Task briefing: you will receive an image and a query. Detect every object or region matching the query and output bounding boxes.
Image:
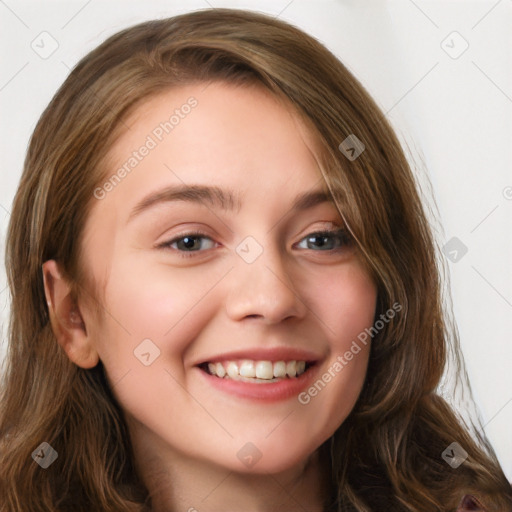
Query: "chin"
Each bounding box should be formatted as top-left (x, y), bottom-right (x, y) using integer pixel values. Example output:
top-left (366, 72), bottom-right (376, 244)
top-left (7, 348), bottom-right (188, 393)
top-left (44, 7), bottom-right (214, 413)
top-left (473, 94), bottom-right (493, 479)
top-left (223, 432), bottom-right (326, 475)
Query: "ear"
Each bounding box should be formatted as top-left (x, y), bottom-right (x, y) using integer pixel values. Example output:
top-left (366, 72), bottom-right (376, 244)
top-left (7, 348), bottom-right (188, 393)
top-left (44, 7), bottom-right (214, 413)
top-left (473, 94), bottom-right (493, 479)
top-left (42, 259), bottom-right (99, 369)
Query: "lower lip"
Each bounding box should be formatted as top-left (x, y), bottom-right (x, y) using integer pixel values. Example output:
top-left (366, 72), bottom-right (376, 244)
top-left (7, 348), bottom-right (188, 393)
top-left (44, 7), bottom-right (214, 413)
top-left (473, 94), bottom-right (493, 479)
top-left (197, 365), bottom-right (319, 402)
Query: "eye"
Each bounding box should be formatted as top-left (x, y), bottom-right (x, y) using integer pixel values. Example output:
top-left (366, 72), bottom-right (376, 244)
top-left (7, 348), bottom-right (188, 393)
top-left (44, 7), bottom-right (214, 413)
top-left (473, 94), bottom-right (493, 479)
top-left (158, 231), bottom-right (217, 255)
top-left (295, 228), bottom-right (352, 251)
top-left (157, 227), bottom-right (352, 257)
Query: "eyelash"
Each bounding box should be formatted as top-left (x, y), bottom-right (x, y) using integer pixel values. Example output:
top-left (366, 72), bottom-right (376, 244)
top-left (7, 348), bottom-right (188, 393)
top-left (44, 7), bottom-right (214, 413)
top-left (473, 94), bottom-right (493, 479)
top-left (157, 228), bottom-right (353, 258)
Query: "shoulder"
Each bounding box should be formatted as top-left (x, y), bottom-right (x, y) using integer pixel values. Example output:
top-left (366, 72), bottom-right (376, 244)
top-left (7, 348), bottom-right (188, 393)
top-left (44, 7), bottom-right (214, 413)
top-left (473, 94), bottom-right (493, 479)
top-left (457, 494), bottom-right (486, 511)
top-left (456, 493), bottom-right (512, 512)
top-left (457, 494), bottom-right (485, 511)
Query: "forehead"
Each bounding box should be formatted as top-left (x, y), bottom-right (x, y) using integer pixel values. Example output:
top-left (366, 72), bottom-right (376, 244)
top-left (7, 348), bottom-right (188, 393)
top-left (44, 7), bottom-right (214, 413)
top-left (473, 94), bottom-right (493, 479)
top-left (86, 80), bottom-right (332, 238)
top-left (107, 81), bottom-right (323, 187)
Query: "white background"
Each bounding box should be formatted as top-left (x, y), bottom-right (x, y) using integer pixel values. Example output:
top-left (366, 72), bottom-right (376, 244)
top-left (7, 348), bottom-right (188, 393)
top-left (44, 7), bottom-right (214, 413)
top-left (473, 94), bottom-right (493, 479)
top-left (1, 0), bottom-right (511, 481)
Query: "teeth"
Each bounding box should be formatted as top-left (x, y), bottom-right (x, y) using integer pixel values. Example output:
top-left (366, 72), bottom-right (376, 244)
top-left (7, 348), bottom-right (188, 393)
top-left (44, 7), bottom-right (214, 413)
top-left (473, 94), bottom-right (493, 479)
top-left (226, 361), bottom-right (239, 378)
top-left (273, 361), bottom-right (287, 378)
top-left (286, 361), bottom-right (297, 377)
top-left (206, 359), bottom-right (308, 381)
top-left (215, 362), bottom-right (226, 378)
top-left (255, 361), bottom-right (273, 379)
top-left (239, 360), bottom-right (256, 378)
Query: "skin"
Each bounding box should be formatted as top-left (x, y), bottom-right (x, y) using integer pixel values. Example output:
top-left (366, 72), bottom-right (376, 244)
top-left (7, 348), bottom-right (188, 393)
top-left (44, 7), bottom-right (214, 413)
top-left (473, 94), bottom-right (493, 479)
top-left (42, 81), bottom-right (378, 511)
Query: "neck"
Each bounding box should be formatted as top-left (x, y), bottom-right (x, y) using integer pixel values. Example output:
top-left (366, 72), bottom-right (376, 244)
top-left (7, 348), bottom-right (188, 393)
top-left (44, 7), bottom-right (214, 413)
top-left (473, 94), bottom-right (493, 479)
top-left (128, 419), bottom-right (330, 512)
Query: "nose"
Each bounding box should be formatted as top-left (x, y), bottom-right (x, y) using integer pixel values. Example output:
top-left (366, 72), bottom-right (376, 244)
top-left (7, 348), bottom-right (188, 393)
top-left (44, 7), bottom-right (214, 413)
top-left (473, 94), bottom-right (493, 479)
top-left (224, 243), bottom-right (307, 325)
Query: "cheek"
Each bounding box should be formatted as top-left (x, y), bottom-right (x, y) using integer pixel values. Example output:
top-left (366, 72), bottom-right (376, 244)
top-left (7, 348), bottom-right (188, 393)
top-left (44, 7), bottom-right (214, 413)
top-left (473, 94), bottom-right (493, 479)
top-left (92, 255), bottom-right (227, 371)
top-left (313, 261), bottom-right (378, 348)
top-left (297, 262), bottom-right (377, 434)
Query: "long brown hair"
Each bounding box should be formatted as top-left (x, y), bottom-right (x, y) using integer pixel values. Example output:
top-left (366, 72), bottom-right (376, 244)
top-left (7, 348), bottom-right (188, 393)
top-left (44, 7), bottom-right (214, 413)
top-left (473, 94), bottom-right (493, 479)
top-left (1, 8), bottom-right (511, 511)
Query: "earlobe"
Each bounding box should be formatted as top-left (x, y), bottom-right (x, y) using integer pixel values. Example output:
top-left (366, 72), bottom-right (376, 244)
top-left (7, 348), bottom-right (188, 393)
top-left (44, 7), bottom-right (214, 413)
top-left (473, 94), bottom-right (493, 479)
top-left (42, 260), bottom-right (99, 369)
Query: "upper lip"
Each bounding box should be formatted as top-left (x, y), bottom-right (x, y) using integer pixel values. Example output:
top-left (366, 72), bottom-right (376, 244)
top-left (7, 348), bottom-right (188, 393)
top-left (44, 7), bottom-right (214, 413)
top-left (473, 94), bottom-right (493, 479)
top-left (194, 347), bottom-right (324, 366)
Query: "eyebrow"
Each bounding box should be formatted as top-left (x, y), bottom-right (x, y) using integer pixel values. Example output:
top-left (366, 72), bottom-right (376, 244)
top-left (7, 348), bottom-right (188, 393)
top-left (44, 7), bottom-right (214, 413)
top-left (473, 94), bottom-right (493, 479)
top-left (127, 184), bottom-right (333, 222)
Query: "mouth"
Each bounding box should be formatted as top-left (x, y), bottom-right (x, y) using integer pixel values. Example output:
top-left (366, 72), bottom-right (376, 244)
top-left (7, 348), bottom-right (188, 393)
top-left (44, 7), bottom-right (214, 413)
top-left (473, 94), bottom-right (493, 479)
top-left (199, 359), bottom-right (315, 383)
top-left (194, 347), bottom-right (323, 401)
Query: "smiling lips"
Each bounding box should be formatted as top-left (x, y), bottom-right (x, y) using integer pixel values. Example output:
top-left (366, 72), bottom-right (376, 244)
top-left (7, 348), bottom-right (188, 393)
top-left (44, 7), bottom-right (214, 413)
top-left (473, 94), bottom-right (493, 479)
top-left (196, 347), bottom-right (321, 400)
top-left (197, 349), bottom-right (321, 400)
top-left (206, 359), bottom-right (309, 382)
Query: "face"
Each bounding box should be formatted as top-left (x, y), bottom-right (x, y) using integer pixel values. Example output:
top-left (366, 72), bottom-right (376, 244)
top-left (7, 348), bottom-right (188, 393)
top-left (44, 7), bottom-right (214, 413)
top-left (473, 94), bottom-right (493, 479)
top-left (79, 81), bottom-right (377, 475)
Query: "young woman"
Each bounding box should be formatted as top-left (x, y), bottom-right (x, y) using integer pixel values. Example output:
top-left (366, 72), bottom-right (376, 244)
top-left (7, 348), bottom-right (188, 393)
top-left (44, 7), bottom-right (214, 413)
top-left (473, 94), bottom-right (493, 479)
top-left (0, 8), bottom-right (511, 512)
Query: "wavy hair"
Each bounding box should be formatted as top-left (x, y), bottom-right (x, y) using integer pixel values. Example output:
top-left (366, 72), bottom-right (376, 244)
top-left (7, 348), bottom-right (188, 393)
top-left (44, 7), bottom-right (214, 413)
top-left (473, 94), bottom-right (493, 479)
top-left (1, 8), bottom-right (511, 512)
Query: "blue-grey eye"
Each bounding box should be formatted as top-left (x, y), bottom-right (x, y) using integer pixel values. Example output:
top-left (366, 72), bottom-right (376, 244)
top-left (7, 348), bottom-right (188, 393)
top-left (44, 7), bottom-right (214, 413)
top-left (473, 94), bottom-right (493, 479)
top-left (163, 233), bottom-right (216, 252)
top-left (296, 229), bottom-right (351, 251)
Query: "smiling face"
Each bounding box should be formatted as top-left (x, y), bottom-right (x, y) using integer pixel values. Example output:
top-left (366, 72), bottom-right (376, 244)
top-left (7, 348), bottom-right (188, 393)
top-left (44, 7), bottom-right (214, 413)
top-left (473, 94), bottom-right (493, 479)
top-left (77, 81), bottom-right (377, 475)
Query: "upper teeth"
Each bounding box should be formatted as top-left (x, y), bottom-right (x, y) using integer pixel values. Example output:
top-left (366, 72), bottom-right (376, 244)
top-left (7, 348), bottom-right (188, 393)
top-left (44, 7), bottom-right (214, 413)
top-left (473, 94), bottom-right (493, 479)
top-left (207, 360), bottom-right (307, 380)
